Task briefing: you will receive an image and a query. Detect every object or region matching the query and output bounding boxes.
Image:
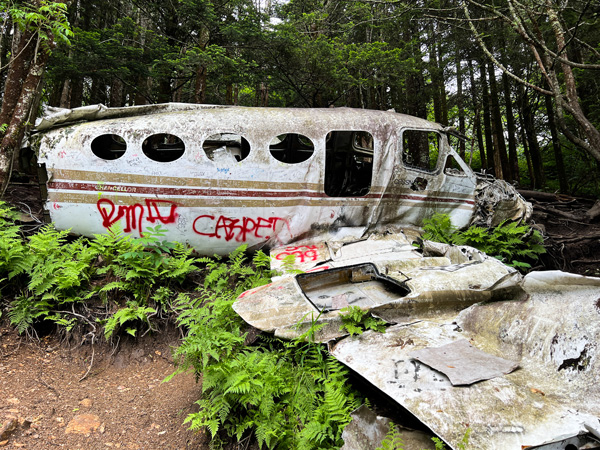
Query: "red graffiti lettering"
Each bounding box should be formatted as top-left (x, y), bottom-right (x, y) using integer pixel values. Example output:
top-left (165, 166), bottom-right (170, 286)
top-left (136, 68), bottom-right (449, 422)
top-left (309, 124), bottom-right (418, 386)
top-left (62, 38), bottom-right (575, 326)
top-left (274, 245), bottom-right (320, 263)
top-left (97, 199), bottom-right (178, 236)
top-left (193, 215), bottom-right (290, 242)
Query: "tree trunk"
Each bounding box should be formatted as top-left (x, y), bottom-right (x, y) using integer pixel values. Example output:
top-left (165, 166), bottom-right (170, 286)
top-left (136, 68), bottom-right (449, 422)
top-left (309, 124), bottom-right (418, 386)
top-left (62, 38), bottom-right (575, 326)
top-left (544, 3), bottom-right (600, 163)
top-left (59, 79), bottom-right (71, 108)
top-left (467, 59), bottom-right (486, 169)
top-left (502, 72), bottom-right (519, 184)
top-left (194, 66), bottom-right (207, 104)
top-left (0, 28), bottom-right (36, 130)
top-left (455, 50), bottom-right (465, 159)
top-left (519, 86), bottom-right (545, 188)
top-left (487, 63), bottom-right (510, 180)
top-left (70, 77), bottom-right (84, 108)
top-left (479, 61), bottom-right (495, 174)
top-left (519, 111), bottom-right (535, 188)
top-left (0, 46), bottom-right (51, 194)
top-left (545, 93), bottom-right (568, 193)
top-left (109, 77), bottom-right (124, 107)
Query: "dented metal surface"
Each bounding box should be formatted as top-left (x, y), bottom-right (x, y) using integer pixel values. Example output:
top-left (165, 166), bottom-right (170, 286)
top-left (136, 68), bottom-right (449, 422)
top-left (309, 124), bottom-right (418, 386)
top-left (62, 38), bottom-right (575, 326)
top-left (330, 271), bottom-right (600, 449)
top-left (33, 103), bottom-right (530, 255)
top-left (233, 236), bottom-right (522, 342)
top-left (234, 233), bottom-right (600, 448)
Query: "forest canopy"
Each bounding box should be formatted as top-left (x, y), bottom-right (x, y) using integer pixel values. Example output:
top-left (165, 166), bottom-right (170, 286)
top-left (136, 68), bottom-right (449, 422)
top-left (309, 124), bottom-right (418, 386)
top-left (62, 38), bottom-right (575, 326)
top-left (1, 0), bottom-right (600, 197)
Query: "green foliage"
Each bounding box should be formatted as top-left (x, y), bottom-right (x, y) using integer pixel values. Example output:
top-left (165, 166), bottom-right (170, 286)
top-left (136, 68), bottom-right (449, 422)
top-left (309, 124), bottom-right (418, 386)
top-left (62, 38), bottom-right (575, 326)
top-left (421, 213), bottom-right (546, 269)
top-left (104, 303), bottom-right (156, 338)
top-left (420, 213), bottom-right (457, 244)
top-left (376, 422), bottom-right (404, 450)
top-left (169, 250), bottom-right (361, 449)
top-left (0, 203), bottom-right (197, 339)
top-left (430, 428), bottom-right (470, 450)
top-left (339, 306), bottom-right (387, 336)
top-left (9, 0), bottom-right (73, 47)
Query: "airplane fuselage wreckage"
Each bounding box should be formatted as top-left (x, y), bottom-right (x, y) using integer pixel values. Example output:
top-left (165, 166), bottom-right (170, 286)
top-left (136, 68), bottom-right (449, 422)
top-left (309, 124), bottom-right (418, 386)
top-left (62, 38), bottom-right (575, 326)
top-left (33, 104), bottom-right (600, 450)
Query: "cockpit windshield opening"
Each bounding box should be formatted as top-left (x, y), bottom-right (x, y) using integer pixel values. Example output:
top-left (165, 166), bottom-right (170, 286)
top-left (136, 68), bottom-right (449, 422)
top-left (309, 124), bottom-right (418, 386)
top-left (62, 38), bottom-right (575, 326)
top-left (402, 130), bottom-right (440, 172)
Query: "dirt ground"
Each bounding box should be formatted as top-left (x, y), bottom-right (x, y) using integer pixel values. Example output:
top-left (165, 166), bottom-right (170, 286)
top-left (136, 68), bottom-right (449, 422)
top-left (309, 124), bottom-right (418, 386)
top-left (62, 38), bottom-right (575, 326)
top-left (0, 323), bottom-right (208, 450)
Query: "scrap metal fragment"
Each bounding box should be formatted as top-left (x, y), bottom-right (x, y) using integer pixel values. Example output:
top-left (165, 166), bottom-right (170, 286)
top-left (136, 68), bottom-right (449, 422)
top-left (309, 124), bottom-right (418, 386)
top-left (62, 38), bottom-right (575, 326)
top-left (340, 405), bottom-right (433, 450)
top-left (331, 271), bottom-right (600, 449)
top-left (409, 339), bottom-right (519, 385)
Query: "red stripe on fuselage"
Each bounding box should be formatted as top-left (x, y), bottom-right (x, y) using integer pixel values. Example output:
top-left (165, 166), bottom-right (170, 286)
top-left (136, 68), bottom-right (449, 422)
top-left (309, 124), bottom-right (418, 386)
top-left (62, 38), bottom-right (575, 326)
top-left (47, 181), bottom-right (475, 205)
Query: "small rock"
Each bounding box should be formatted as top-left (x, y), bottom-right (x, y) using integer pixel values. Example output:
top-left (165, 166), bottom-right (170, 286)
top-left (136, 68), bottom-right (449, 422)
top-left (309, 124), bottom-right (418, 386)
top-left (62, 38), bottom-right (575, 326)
top-left (0, 418), bottom-right (18, 440)
top-left (0, 441), bottom-right (8, 447)
top-left (65, 414), bottom-right (102, 435)
top-left (79, 398), bottom-right (93, 408)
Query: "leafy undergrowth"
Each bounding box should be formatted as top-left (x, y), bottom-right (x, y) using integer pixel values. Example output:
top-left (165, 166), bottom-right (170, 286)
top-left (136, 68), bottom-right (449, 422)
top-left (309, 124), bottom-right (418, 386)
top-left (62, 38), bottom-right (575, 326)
top-left (420, 213), bottom-right (546, 270)
top-left (0, 200), bottom-right (199, 341)
top-left (167, 247), bottom-right (361, 449)
top-left (0, 201), bottom-right (361, 449)
top-left (0, 201), bottom-right (460, 449)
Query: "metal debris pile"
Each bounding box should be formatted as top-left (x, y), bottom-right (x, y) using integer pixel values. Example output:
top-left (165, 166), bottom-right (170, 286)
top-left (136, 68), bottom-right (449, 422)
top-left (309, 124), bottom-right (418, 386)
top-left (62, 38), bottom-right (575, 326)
top-left (234, 234), bottom-right (600, 450)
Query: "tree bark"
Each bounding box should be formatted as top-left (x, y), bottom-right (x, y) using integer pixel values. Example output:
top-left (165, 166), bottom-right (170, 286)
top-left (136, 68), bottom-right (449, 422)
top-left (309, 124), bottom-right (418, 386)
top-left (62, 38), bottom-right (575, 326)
top-left (519, 86), bottom-right (545, 188)
top-left (455, 49), bottom-right (465, 159)
top-left (502, 72), bottom-right (519, 184)
top-left (479, 61), bottom-right (495, 174)
top-left (0, 28), bottom-right (36, 130)
top-left (467, 59), bottom-right (486, 169)
top-left (487, 63), bottom-right (509, 180)
top-left (545, 93), bottom-right (568, 193)
top-left (0, 46), bottom-right (51, 194)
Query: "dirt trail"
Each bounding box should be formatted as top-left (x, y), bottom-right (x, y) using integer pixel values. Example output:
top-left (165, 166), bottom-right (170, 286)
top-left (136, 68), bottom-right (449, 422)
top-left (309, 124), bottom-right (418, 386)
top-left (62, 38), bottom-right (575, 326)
top-left (0, 323), bottom-right (208, 449)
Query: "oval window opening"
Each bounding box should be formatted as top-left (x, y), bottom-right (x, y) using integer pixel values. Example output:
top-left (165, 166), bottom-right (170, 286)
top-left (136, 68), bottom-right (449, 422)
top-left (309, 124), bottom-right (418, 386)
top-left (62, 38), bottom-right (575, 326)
top-left (91, 134), bottom-right (127, 160)
top-left (269, 133), bottom-right (315, 164)
top-left (203, 133), bottom-right (250, 163)
top-left (142, 133), bottom-right (185, 162)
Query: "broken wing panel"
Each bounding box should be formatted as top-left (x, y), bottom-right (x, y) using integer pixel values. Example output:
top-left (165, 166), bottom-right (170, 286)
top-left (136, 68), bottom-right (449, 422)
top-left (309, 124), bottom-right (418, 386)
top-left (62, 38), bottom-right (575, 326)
top-left (331, 272), bottom-right (600, 450)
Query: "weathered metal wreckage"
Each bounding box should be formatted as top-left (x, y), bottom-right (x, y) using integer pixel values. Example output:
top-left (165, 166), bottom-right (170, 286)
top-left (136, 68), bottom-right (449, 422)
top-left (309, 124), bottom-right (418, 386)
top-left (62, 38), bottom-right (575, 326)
top-left (33, 104), bottom-right (600, 450)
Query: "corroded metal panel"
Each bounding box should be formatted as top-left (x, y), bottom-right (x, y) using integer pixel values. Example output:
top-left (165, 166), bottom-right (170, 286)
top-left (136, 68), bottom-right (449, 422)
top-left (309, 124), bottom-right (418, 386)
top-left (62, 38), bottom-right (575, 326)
top-left (233, 238), bottom-right (521, 342)
top-left (330, 271), bottom-right (600, 449)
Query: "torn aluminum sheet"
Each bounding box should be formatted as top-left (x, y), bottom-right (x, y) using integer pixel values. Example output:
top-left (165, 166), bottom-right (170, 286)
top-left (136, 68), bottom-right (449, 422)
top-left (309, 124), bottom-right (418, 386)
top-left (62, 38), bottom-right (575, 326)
top-left (33, 103), bottom-right (531, 256)
top-left (233, 235), bottom-right (523, 342)
top-left (408, 339), bottom-right (519, 385)
top-left (331, 271), bottom-right (600, 450)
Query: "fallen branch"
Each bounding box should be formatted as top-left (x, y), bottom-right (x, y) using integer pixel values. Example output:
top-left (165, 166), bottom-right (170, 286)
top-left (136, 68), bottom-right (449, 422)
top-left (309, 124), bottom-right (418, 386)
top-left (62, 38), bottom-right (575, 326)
top-left (533, 204), bottom-right (587, 222)
top-left (553, 235), bottom-right (600, 244)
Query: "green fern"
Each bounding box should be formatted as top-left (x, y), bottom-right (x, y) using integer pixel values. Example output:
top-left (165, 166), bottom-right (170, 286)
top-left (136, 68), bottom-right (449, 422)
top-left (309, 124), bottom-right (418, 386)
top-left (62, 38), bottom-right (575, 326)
top-left (339, 306), bottom-right (387, 336)
top-left (421, 214), bottom-right (545, 269)
top-left (104, 303), bottom-right (156, 338)
top-left (170, 248), bottom-right (361, 449)
top-left (376, 422), bottom-right (404, 450)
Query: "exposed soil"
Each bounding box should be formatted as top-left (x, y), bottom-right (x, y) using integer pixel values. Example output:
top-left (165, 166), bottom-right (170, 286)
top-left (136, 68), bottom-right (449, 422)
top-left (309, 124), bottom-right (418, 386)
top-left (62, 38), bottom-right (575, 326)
top-left (0, 322), bottom-right (208, 450)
